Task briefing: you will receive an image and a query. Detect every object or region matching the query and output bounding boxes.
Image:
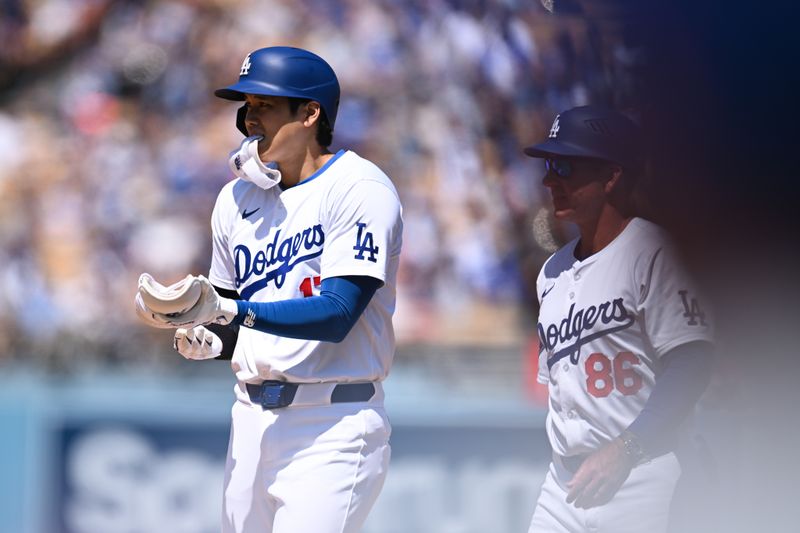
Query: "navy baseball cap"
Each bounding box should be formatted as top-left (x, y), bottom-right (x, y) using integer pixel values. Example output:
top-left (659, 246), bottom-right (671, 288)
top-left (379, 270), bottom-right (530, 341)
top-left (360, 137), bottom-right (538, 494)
top-left (524, 105), bottom-right (643, 169)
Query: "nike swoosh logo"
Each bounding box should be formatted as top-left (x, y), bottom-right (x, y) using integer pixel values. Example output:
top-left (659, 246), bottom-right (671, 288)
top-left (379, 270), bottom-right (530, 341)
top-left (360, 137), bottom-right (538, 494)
top-left (542, 284), bottom-right (555, 299)
top-left (242, 208), bottom-right (260, 219)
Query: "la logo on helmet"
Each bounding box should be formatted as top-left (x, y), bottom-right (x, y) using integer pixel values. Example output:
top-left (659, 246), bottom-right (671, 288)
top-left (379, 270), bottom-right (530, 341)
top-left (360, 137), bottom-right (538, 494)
top-left (240, 54), bottom-right (252, 76)
top-left (549, 115), bottom-right (561, 138)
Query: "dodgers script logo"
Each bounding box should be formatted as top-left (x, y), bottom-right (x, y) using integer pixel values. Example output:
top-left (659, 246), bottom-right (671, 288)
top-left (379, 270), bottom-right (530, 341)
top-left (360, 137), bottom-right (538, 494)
top-left (234, 225), bottom-right (325, 299)
top-left (538, 297), bottom-right (635, 370)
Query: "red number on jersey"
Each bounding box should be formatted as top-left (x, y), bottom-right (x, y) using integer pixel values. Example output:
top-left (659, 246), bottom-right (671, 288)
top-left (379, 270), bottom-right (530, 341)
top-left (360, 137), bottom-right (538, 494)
top-left (585, 351), bottom-right (643, 398)
top-left (614, 351), bottom-right (643, 395)
top-left (585, 353), bottom-right (614, 398)
top-left (299, 276), bottom-right (321, 298)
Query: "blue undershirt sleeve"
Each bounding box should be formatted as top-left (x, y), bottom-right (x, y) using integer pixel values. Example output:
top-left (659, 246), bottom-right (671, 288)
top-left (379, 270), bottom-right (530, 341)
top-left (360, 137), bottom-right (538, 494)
top-left (231, 276), bottom-right (381, 342)
top-left (626, 340), bottom-right (714, 455)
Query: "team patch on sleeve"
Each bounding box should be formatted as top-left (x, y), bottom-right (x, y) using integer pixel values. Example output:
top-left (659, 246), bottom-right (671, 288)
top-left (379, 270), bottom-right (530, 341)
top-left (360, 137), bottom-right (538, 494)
top-left (678, 289), bottom-right (707, 326)
top-left (353, 222), bottom-right (379, 263)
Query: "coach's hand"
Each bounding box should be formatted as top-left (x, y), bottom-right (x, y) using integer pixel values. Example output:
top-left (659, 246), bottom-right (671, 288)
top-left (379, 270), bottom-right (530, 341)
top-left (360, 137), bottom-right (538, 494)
top-left (565, 438), bottom-right (635, 509)
top-left (174, 325), bottom-right (223, 360)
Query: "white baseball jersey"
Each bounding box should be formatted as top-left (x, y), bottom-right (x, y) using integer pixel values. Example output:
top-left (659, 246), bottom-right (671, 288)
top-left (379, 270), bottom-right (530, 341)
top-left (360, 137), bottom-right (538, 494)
top-left (208, 149), bottom-right (403, 384)
top-left (536, 217), bottom-right (713, 457)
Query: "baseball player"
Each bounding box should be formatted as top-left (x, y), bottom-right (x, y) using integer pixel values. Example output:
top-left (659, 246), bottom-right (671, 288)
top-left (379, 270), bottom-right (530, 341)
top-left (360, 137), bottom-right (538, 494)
top-left (134, 46), bottom-right (403, 533)
top-left (523, 106), bottom-right (714, 533)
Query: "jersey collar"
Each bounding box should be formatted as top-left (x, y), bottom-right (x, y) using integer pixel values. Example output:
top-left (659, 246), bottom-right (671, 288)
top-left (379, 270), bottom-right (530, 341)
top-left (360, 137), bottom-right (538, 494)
top-left (295, 149), bottom-right (347, 187)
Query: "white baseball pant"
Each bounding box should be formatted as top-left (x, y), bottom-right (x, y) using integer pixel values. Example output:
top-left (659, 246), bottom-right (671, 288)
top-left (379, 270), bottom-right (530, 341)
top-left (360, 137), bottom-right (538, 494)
top-left (528, 452), bottom-right (681, 533)
top-left (222, 382), bottom-right (391, 533)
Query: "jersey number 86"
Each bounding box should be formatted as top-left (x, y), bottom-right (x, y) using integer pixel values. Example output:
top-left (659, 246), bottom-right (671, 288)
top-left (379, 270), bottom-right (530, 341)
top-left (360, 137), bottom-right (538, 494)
top-left (585, 351), bottom-right (643, 398)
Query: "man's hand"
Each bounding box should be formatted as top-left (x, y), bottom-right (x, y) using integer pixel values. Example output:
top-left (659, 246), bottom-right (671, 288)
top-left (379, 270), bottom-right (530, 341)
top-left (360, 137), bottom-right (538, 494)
top-left (174, 326), bottom-right (223, 360)
top-left (136, 273), bottom-right (238, 329)
top-left (565, 438), bottom-right (636, 509)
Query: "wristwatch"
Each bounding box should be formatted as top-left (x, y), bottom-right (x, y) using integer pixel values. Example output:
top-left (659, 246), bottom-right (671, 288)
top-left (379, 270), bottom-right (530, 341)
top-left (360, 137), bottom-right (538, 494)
top-left (619, 430), bottom-right (649, 464)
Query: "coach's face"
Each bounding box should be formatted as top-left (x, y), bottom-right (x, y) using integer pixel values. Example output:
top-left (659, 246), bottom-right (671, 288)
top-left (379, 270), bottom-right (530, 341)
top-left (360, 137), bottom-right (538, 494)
top-left (242, 94), bottom-right (316, 163)
top-left (541, 157), bottom-right (617, 224)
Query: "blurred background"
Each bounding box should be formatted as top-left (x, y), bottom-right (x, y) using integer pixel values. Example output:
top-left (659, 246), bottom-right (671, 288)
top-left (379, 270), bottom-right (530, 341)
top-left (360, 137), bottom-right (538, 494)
top-left (0, 0), bottom-right (797, 532)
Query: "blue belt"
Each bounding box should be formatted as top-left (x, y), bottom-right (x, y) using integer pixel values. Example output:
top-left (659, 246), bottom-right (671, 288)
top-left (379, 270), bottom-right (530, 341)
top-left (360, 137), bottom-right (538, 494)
top-left (246, 381), bottom-right (376, 409)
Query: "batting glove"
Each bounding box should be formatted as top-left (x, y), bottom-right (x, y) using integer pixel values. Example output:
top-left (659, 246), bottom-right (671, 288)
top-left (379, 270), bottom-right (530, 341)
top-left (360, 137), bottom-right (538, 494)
top-left (137, 273), bottom-right (238, 329)
top-left (135, 291), bottom-right (176, 329)
top-left (173, 325), bottom-right (223, 360)
top-left (135, 273), bottom-right (202, 329)
top-left (228, 135), bottom-right (282, 190)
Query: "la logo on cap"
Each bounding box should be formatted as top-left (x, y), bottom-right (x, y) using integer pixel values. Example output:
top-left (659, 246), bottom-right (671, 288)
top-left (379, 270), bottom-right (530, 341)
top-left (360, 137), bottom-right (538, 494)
top-left (549, 115), bottom-right (560, 138)
top-left (240, 54), bottom-right (252, 76)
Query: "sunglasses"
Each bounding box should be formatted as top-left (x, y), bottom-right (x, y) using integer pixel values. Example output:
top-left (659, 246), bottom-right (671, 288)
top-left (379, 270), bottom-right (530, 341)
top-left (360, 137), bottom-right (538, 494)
top-left (545, 158), bottom-right (573, 178)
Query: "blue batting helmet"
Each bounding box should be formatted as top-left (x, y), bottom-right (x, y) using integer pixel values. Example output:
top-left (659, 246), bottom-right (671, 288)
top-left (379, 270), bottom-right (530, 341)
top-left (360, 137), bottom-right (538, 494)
top-left (524, 105), bottom-right (643, 169)
top-left (215, 46), bottom-right (340, 129)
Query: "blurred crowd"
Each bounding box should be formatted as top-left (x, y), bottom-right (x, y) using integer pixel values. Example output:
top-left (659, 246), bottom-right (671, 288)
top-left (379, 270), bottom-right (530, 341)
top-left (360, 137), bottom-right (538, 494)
top-left (0, 0), bottom-right (637, 370)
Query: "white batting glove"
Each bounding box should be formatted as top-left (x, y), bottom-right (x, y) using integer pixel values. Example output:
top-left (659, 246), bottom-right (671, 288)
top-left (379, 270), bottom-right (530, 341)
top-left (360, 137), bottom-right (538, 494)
top-left (137, 273), bottom-right (239, 329)
top-left (135, 291), bottom-right (176, 329)
top-left (173, 326), bottom-right (223, 360)
top-left (228, 135), bottom-right (282, 190)
top-left (135, 273), bottom-right (203, 329)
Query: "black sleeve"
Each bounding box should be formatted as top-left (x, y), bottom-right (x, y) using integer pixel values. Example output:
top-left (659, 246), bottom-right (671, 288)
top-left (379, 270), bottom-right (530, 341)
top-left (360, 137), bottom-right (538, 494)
top-left (206, 286), bottom-right (241, 360)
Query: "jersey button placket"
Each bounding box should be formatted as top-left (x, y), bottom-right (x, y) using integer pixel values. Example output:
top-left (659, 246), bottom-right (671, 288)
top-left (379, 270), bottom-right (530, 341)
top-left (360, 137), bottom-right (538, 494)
top-left (570, 267), bottom-right (581, 299)
top-left (568, 277), bottom-right (575, 299)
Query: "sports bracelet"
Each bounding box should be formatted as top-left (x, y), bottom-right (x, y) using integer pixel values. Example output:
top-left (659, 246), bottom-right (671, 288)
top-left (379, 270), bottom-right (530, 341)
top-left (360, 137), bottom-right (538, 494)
top-left (619, 430), bottom-right (649, 464)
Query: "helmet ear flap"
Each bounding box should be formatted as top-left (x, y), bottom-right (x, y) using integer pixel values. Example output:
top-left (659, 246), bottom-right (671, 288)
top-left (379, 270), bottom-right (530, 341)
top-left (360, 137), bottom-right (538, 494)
top-left (236, 104), bottom-right (249, 137)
